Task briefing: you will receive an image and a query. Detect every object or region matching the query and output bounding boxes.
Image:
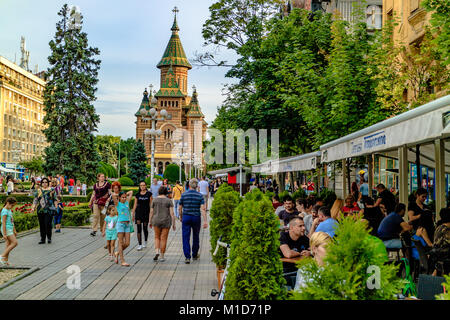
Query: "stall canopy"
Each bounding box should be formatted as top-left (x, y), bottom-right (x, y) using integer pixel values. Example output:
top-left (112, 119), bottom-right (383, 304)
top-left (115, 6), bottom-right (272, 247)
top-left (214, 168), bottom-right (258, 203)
top-left (252, 151), bottom-right (321, 174)
top-left (207, 166), bottom-right (252, 176)
top-left (0, 165), bottom-right (21, 173)
top-left (320, 95), bottom-right (450, 170)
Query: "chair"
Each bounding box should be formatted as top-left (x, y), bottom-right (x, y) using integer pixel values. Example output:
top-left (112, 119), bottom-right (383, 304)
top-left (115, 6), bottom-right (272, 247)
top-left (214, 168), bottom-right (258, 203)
top-left (411, 239), bottom-right (430, 276)
top-left (416, 274), bottom-right (445, 300)
top-left (283, 271), bottom-right (298, 291)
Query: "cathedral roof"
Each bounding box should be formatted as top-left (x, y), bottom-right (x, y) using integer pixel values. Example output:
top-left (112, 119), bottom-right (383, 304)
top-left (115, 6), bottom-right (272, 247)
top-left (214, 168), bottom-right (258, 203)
top-left (155, 64), bottom-right (185, 98)
top-left (157, 15), bottom-right (192, 70)
top-left (186, 87), bottom-right (204, 118)
top-left (135, 89), bottom-right (151, 116)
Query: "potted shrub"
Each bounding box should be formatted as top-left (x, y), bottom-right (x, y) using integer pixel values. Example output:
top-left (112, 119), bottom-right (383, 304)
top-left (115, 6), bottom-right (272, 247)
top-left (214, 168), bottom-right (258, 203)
top-left (225, 188), bottom-right (286, 300)
top-left (209, 183), bottom-right (240, 288)
top-left (291, 215), bottom-right (405, 300)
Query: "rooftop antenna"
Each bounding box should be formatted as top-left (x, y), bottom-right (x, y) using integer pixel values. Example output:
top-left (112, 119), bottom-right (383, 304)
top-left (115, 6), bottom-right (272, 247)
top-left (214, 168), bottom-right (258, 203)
top-left (20, 36), bottom-right (30, 71)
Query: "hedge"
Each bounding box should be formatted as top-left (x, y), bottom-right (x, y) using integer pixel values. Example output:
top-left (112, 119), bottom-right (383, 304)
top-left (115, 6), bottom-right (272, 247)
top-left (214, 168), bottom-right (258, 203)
top-left (0, 193), bottom-right (93, 204)
top-left (118, 176), bottom-right (134, 186)
top-left (0, 204), bottom-right (91, 236)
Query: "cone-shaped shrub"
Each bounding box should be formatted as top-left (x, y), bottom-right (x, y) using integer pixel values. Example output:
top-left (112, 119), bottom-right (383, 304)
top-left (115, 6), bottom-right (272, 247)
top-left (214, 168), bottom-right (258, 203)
top-left (291, 215), bottom-right (405, 300)
top-left (225, 188), bottom-right (286, 300)
top-left (210, 183), bottom-right (241, 269)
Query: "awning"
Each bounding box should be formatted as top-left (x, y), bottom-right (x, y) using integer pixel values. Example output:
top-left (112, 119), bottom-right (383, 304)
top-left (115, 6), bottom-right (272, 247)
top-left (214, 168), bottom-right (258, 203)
top-left (252, 151), bottom-right (321, 174)
top-left (320, 95), bottom-right (450, 163)
top-left (0, 166), bottom-right (21, 173)
top-left (207, 166), bottom-right (251, 175)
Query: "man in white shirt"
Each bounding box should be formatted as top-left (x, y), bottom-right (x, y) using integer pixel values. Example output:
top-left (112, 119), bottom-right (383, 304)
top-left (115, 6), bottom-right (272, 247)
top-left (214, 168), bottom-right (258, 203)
top-left (150, 178), bottom-right (162, 198)
top-left (198, 176), bottom-right (210, 211)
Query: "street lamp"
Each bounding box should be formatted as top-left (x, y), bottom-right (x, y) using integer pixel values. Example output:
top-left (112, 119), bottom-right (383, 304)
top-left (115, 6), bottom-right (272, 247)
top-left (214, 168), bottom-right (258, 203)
top-left (175, 142), bottom-right (188, 182)
top-left (141, 92), bottom-right (172, 181)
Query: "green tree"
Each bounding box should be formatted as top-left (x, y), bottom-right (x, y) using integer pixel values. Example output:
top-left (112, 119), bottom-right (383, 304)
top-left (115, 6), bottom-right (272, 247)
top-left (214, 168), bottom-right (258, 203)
top-left (128, 139), bottom-right (148, 184)
top-left (43, 4), bottom-right (101, 184)
top-left (209, 184), bottom-right (240, 268)
top-left (423, 0), bottom-right (450, 66)
top-left (163, 163), bottom-right (186, 184)
top-left (291, 216), bottom-right (404, 300)
top-left (225, 188), bottom-right (286, 300)
top-left (19, 157), bottom-right (44, 176)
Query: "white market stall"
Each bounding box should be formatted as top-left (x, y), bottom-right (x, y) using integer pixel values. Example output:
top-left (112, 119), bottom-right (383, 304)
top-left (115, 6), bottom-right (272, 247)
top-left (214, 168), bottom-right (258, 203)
top-left (320, 94), bottom-right (450, 216)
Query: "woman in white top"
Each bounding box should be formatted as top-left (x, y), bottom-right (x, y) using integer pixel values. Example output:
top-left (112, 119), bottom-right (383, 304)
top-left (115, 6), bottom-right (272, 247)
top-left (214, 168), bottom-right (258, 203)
top-left (294, 231), bottom-right (331, 291)
top-left (6, 178), bottom-right (14, 195)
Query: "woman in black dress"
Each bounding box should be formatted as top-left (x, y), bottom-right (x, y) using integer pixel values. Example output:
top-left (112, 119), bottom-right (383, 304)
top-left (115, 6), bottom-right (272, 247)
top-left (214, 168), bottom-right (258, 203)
top-left (408, 187), bottom-right (435, 240)
top-left (131, 181), bottom-right (152, 251)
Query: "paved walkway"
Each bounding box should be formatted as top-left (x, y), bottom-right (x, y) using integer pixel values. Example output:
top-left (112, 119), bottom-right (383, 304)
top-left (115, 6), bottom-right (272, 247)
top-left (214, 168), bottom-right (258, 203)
top-left (0, 213), bottom-right (217, 300)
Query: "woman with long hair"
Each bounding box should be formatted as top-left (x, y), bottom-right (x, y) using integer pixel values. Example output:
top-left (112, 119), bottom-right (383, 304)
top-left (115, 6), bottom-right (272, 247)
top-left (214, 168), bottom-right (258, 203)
top-left (88, 173), bottom-right (111, 237)
top-left (330, 199), bottom-right (344, 220)
top-left (162, 179), bottom-right (172, 198)
top-left (132, 181), bottom-right (152, 250)
top-left (149, 186), bottom-right (175, 262)
top-left (31, 177), bottom-right (58, 244)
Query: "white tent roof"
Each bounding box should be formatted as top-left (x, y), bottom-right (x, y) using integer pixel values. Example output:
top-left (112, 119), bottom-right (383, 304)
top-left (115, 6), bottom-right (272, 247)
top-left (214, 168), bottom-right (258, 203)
top-left (252, 151), bottom-right (321, 174)
top-left (0, 166), bottom-right (21, 173)
top-left (320, 95), bottom-right (450, 164)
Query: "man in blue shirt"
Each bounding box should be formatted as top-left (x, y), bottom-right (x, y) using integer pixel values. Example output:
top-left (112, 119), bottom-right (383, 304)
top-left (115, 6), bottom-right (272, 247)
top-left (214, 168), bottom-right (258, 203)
top-left (179, 179), bottom-right (208, 264)
top-left (310, 206), bottom-right (338, 237)
top-left (150, 178), bottom-right (162, 198)
top-left (377, 203), bottom-right (412, 249)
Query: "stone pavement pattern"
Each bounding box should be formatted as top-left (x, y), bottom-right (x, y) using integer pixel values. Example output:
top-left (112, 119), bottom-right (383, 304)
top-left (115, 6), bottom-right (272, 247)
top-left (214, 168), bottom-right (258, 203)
top-left (0, 212), bottom-right (217, 300)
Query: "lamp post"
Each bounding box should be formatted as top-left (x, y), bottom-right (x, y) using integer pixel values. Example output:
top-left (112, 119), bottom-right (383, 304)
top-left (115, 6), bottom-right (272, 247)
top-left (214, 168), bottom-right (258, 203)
top-left (175, 142), bottom-right (187, 182)
top-left (141, 92), bottom-right (171, 181)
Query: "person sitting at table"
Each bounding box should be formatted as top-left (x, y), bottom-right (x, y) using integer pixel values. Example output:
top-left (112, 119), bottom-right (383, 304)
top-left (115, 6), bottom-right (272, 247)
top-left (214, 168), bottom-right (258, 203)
top-left (342, 195), bottom-right (361, 216)
top-left (296, 198), bottom-right (308, 218)
top-left (310, 206), bottom-right (339, 238)
top-left (411, 217), bottom-right (433, 261)
top-left (279, 217), bottom-right (311, 274)
top-left (304, 204), bottom-right (320, 236)
top-left (330, 199), bottom-right (344, 220)
top-left (377, 203), bottom-right (412, 249)
top-left (272, 195), bottom-right (283, 211)
top-left (430, 208), bottom-right (450, 274)
top-left (278, 196), bottom-right (299, 227)
top-left (294, 231), bottom-right (331, 291)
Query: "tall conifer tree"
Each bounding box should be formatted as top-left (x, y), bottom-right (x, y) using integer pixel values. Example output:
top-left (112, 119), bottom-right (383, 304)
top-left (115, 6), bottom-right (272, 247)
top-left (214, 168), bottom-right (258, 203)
top-left (43, 4), bottom-right (101, 183)
top-left (128, 140), bottom-right (148, 184)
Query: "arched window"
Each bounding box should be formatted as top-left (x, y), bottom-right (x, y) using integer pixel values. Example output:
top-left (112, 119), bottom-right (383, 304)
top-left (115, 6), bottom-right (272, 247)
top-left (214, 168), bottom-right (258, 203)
top-left (176, 101), bottom-right (179, 107)
top-left (161, 101), bottom-right (163, 107)
top-left (164, 101), bottom-right (167, 107)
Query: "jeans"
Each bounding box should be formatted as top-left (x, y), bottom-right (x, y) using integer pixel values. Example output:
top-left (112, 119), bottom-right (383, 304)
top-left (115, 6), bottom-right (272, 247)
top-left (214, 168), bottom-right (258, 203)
top-left (182, 214), bottom-right (201, 259)
top-left (383, 239), bottom-right (402, 249)
top-left (174, 200), bottom-right (180, 218)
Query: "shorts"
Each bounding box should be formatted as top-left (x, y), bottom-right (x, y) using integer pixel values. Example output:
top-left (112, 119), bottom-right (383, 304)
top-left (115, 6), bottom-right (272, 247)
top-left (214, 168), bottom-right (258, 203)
top-left (3, 228), bottom-right (14, 237)
top-left (106, 230), bottom-right (118, 240)
top-left (54, 212), bottom-right (63, 225)
top-left (135, 211), bottom-right (150, 223)
top-left (116, 222), bottom-right (131, 233)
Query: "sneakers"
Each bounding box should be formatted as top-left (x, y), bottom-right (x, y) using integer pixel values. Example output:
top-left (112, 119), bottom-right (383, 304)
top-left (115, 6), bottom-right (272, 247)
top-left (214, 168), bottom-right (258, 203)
top-left (185, 258), bottom-right (190, 264)
top-left (47, 240), bottom-right (51, 244)
top-left (55, 229), bottom-right (61, 233)
top-left (137, 245), bottom-right (143, 251)
top-left (90, 231), bottom-right (96, 237)
top-left (193, 254), bottom-right (199, 261)
top-left (143, 241), bottom-right (147, 248)
top-left (159, 257), bottom-right (165, 262)
top-left (38, 241), bottom-right (45, 244)
top-left (153, 253), bottom-right (159, 261)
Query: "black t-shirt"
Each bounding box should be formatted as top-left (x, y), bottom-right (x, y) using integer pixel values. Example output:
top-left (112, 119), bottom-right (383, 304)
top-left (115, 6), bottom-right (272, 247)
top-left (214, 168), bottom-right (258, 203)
top-left (378, 189), bottom-right (396, 214)
top-left (136, 191), bottom-right (152, 214)
top-left (278, 209), bottom-right (299, 226)
top-left (408, 201), bottom-right (435, 240)
top-left (279, 231), bottom-right (310, 273)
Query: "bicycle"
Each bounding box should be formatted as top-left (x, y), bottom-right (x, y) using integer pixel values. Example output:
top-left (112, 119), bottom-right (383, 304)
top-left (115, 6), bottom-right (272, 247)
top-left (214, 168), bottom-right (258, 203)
top-left (210, 236), bottom-right (230, 300)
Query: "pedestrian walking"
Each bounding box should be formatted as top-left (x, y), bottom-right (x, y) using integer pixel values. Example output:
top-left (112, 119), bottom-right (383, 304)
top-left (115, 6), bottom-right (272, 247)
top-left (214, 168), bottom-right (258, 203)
top-left (6, 177), bottom-right (14, 196)
top-left (149, 186), bottom-right (175, 262)
top-left (178, 179), bottom-right (208, 264)
top-left (131, 181), bottom-right (152, 251)
top-left (88, 173), bottom-right (111, 237)
top-left (54, 195), bottom-right (64, 233)
top-left (162, 179), bottom-right (172, 198)
top-left (102, 205), bottom-right (118, 261)
top-left (31, 177), bottom-right (57, 244)
top-left (76, 180), bottom-right (81, 196)
top-left (1, 197), bottom-right (18, 266)
top-left (81, 181), bottom-right (87, 196)
top-left (172, 180), bottom-right (184, 219)
top-left (114, 190), bottom-right (134, 267)
top-left (198, 176), bottom-right (210, 211)
top-left (150, 178), bottom-right (162, 198)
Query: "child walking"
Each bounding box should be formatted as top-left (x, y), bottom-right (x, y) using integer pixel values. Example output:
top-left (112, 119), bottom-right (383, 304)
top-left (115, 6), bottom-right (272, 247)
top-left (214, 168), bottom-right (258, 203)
top-left (54, 196), bottom-right (64, 233)
top-left (102, 205), bottom-right (118, 261)
top-left (114, 190), bottom-right (134, 267)
top-left (1, 197), bottom-right (18, 266)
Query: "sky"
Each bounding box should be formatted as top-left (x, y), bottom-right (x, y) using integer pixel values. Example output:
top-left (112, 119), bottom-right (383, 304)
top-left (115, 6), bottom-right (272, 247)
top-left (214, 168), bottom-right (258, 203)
top-left (0, 0), bottom-right (236, 139)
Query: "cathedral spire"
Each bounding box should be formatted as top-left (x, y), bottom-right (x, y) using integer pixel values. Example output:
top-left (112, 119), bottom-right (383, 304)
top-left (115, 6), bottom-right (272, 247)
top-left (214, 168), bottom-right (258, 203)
top-left (157, 8), bottom-right (192, 70)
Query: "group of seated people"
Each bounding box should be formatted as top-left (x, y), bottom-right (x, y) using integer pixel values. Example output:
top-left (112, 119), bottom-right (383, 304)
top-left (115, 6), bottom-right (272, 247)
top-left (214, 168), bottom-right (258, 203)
top-left (274, 185), bottom-right (450, 292)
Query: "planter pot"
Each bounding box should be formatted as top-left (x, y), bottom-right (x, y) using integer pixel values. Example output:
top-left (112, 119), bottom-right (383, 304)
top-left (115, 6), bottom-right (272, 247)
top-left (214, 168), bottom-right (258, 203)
top-left (216, 267), bottom-right (225, 289)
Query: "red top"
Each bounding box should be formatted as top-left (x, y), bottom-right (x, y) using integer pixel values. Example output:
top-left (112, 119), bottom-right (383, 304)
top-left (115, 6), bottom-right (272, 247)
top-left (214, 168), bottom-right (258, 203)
top-left (342, 203), bottom-right (360, 215)
top-left (273, 202), bottom-right (283, 210)
top-left (69, 178), bottom-right (75, 186)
